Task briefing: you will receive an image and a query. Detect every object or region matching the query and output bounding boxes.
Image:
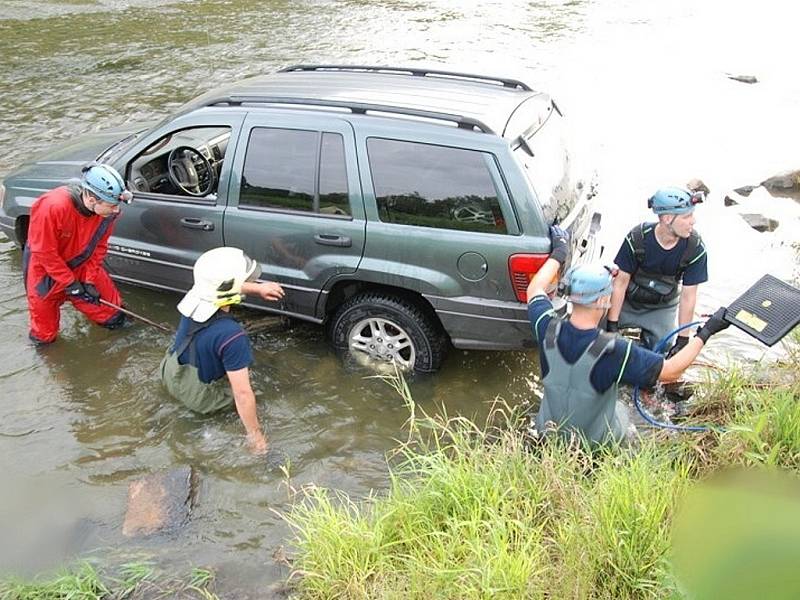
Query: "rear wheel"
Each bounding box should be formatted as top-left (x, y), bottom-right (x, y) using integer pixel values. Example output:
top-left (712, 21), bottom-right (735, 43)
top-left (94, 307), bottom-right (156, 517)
top-left (329, 293), bottom-right (448, 373)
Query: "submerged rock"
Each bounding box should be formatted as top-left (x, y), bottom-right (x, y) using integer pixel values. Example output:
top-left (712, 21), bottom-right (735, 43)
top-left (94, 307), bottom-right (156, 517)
top-left (122, 466), bottom-right (196, 537)
top-left (727, 73), bottom-right (758, 84)
top-left (740, 213), bottom-right (779, 232)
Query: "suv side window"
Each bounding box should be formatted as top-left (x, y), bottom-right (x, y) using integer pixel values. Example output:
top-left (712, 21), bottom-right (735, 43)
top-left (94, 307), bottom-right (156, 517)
top-left (128, 126), bottom-right (231, 201)
top-left (240, 128), bottom-right (351, 216)
top-left (367, 138), bottom-right (507, 234)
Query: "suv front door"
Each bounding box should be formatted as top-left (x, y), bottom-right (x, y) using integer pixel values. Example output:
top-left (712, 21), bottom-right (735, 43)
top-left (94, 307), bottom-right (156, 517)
top-left (224, 112), bottom-right (366, 319)
top-left (106, 112), bottom-right (246, 292)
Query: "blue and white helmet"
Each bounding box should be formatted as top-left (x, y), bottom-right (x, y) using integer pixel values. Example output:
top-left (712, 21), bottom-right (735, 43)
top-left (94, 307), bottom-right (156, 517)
top-left (562, 263), bottom-right (617, 305)
top-left (648, 186), bottom-right (703, 215)
top-left (81, 162), bottom-right (132, 205)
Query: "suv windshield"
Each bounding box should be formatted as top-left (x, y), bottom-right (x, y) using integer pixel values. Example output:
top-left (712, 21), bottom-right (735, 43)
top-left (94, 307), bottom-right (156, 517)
top-left (97, 129), bottom-right (149, 164)
top-left (513, 111), bottom-right (578, 224)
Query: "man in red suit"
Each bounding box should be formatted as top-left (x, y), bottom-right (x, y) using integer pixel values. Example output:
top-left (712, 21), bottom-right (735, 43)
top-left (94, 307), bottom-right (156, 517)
top-left (24, 162), bottom-right (132, 345)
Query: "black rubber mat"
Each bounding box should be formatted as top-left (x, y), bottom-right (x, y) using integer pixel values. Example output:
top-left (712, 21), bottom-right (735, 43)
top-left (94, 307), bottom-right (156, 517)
top-left (724, 274), bottom-right (800, 346)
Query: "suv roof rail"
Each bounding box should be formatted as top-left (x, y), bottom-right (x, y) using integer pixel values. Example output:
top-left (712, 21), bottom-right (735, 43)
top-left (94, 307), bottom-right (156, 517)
top-left (204, 95), bottom-right (495, 133)
top-left (279, 64), bottom-right (533, 91)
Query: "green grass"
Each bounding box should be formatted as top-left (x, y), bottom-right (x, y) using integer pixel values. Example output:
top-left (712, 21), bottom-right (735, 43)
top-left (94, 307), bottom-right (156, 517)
top-left (286, 397), bottom-right (698, 599)
top-left (286, 343), bottom-right (800, 600)
top-left (0, 562), bottom-right (108, 600)
top-left (0, 561), bottom-right (219, 600)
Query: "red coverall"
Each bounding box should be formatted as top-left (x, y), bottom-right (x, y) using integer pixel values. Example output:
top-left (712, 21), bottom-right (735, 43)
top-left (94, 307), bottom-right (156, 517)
top-left (24, 185), bottom-right (123, 343)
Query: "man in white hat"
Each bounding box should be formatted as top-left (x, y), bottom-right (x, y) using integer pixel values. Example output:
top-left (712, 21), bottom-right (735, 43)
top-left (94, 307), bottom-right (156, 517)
top-left (160, 247), bottom-right (284, 454)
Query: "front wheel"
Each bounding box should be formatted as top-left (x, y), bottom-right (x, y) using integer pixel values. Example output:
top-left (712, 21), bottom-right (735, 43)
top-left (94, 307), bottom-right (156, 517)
top-left (328, 293), bottom-right (448, 373)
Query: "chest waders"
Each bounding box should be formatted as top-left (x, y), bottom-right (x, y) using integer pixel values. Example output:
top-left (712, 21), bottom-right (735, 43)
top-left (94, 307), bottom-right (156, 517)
top-left (620, 224), bottom-right (701, 349)
top-left (159, 315), bottom-right (234, 415)
top-left (535, 319), bottom-right (630, 445)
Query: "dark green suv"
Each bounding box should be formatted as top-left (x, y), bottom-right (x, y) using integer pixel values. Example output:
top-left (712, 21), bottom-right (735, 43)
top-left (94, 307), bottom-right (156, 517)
top-left (0, 65), bottom-right (599, 372)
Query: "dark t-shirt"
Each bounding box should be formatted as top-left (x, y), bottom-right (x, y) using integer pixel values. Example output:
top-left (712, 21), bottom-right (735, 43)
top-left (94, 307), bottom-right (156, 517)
top-left (614, 223), bottom-right (708, 286)
top-left (172, 315), bottom-right (253, 384)
top-left (528, 295), bottom-right (663, 392)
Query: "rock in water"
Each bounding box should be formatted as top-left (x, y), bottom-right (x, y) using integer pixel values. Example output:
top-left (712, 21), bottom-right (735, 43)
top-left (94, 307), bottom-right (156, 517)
top-left (740, 213), bottom-right (779, 232)
top-left (733, 185), bottom-right (755, 197)
top-left (727, 73), bottom-right (758, 84)
top-left (686, 178), bottom-right (710, 195)
top-left (122, 466), bottom-right (196, 537)
top-left (761, 170), bottom-right (800, 198)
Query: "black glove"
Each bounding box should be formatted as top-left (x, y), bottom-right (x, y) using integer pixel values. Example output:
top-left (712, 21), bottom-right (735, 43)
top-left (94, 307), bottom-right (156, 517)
top-left (605, 319), bottom-right (619, 333)
top-left (65, 281), bottom-right (86, 299)
top-left (548, 225), bottom-right (570, 266)
top-left (82, 282), bottom-right (101, 304)
top-left (65, 281), bottom-right (100, 304)
top-left (666, 334), bottom-right (689, 358)
top-left (696, 307), bottom-right (730, 343)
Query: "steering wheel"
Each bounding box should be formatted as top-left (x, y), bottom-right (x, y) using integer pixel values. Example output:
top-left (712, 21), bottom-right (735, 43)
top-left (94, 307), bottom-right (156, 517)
top-left (167, 146), bottom-right (215, 197)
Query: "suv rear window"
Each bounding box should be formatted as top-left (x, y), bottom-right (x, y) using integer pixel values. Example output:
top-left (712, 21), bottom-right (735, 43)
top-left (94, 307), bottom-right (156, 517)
top-left (367, 138), bottom-right (507, 234)
top-left (512, 112), bottom-right (577, 224)
top-left (240, 128), bottom-right (350, 216)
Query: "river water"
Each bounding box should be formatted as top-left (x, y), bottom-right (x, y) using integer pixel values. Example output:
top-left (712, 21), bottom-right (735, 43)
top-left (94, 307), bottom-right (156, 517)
top-left (0, 0), bottom-right (797, 595)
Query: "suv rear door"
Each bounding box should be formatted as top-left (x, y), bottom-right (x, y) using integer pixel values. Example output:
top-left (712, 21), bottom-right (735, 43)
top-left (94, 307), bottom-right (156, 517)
top-left (353, 122), bottom-right (537, 349)
top-left (223, 112), bottom-right (366, 319)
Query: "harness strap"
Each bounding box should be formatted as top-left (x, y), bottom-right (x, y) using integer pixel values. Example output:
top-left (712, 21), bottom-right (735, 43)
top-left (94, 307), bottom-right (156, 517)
top-left (630, 223), bottom-right (702, 277)
top-left (544, 318), bottom-right (559, 350)
top-left (66, 214), bottom-right (117, 270)
top-left (676, 231), bottom-right (701, 277)
top-left (627, 223), bottom-right (651, 267)
top-left (174, 312), bottom-right (238, 366)
top-left (586, 331), bottom-right (615, 359)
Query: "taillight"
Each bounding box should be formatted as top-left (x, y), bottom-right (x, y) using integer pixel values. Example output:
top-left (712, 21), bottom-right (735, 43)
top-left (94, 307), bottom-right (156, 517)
top-left (508, 253), bottom-right (549, 302)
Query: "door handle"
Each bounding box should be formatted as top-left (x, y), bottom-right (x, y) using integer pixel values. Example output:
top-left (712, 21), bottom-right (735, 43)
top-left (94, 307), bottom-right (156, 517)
top-left (314, 233), bottom-right (352, 247)
top-left (180, 217), bottom-right (215, 231)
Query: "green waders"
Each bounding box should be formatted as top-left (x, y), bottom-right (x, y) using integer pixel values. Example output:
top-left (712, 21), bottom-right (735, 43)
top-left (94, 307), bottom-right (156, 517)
top-left (536, 319), bottom-right (630, 445)
top-left (618, 296), bottom-right (679, 350)
top-left (159, 316), bottom-right (234, 415)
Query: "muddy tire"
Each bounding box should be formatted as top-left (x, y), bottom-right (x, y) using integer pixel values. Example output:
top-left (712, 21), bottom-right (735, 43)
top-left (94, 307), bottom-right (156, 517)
top-left (328, 293), bottom-right (448, 373)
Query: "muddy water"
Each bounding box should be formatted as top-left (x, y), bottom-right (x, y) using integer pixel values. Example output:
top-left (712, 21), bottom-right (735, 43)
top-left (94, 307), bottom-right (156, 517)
top-left (0, 0), bottom-right (797, 595)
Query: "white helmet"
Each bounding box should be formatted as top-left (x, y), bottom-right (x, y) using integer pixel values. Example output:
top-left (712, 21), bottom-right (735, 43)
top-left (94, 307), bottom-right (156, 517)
top-left (177, 247), bottom-right (262, 322)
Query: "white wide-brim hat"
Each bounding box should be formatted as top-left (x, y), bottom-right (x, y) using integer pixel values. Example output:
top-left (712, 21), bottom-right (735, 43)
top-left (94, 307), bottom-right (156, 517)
top-left (177, 247), bottom-right (261, 323)
top-left (177, 289), bottom-right (220, 323)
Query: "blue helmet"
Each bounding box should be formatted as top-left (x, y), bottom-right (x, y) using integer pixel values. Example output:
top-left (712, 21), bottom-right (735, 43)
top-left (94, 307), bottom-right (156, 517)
top-left (648, 186), bottom-right (703, 215)
top-left (81, 163), bottom-right (131, 205)
top-left (563, 263), bottom-right (616, 305)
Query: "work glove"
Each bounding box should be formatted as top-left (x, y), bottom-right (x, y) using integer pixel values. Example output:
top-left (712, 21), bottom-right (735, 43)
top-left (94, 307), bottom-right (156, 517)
top-left (81, 282), bottom-right (101, 304)
top-left (65, 281), bottom-right (100, 304)
top-left (696, 307), bottom-right (730, 344)
top-left (548, 225), bottom-right (571, 266)
top-left (666, 334), bottom-right (689, 358)
top-left (605, 319), bottom-right (619, 333)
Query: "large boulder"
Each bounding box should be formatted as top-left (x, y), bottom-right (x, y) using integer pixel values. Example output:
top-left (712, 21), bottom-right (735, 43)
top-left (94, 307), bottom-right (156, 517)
top-left (761, 170), bottom-right (800, 199)
top-left (122, 466), bottom-right (196, 537)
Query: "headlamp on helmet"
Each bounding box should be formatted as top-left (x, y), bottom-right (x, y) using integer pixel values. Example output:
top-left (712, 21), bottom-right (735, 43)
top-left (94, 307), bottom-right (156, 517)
top-left (648, 186), bottom-right (704, 216)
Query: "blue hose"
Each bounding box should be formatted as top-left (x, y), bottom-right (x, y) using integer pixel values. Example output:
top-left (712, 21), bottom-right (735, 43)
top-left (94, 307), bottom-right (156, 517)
top-left (631, 320), bottom-right (719, 433)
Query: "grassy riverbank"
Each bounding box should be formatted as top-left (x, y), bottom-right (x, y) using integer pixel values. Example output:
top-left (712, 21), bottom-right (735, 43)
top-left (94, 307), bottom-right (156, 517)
top-left (0, 561), bottom-right (218, 600)
top-left (285, 336), bottom-right (800, 599)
